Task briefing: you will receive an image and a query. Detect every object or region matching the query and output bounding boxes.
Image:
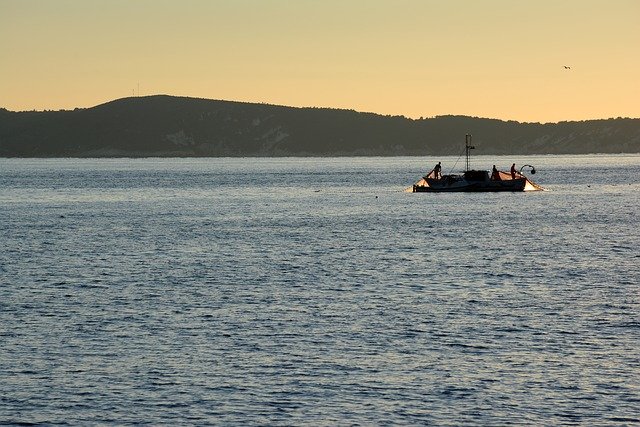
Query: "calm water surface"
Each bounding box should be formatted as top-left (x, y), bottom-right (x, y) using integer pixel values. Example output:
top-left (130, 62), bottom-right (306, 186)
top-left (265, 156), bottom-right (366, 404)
top-left (1, 155), bottom-right (639, 425)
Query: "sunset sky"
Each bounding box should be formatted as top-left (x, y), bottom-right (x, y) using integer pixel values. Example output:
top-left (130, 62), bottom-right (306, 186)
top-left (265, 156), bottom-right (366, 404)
top-left (1, 0), bottom-right (638, 123)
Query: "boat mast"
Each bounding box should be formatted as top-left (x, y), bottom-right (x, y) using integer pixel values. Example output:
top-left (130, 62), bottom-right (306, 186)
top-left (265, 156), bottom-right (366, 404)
top-left (465, 134), bottom-right (474, 171)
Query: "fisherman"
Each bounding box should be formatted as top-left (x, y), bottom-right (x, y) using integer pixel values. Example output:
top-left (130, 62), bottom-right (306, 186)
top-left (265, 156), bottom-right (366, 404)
top-left (510, 163), bottom-right (517, 179)
top-left (433, 162), bottom-right (442, 179)
top-left (491, 165), bottom-right (501, 181)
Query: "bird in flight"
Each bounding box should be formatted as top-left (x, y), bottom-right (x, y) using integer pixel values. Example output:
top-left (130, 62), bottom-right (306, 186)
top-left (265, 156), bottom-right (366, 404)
top-left (564, 65), bottom-right (571, 69)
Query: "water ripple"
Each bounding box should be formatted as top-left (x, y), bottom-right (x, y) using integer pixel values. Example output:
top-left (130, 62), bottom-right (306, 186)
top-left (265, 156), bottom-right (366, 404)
top-left (1, 156), bottom-right (639, 424)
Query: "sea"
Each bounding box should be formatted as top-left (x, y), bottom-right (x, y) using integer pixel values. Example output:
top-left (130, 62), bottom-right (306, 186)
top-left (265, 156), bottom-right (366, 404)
top-left (1, 155), bottom-right (639, 425)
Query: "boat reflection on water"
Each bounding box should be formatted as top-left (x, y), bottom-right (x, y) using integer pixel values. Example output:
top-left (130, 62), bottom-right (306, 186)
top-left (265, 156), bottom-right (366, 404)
top-left (409, 135), bottom-right (545, 192)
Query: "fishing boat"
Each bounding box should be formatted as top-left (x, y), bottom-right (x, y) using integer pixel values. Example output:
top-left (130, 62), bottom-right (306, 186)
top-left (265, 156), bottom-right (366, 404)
top-left (410, 134), bottom-right (544, 192)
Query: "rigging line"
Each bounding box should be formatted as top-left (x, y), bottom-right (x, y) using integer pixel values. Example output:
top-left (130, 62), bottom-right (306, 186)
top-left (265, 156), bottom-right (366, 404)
top-left (448, 146), bottom-right (466, 174)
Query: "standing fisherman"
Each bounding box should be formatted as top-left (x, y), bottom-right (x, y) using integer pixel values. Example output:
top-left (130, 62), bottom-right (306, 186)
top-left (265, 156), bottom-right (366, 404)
top-left (433, 162), bottom-right (442, 179)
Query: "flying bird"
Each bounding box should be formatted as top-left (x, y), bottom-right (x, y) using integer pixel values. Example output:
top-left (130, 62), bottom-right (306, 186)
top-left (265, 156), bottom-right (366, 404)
top-left (564, 65), bottom-right (571, 69)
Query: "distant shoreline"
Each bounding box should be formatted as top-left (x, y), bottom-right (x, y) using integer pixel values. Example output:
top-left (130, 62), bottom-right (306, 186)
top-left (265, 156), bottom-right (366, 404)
top-left (4, 153), bottom-right (640, 160)
top-left (2, 95), bottom-right (639, 157)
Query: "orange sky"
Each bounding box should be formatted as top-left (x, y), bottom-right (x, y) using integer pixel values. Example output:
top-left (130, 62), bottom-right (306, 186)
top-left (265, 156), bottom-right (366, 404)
top-left (1, 0), bottom-right (638, 123)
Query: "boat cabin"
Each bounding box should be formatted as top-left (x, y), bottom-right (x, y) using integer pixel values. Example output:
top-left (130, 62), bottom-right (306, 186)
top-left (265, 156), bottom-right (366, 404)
top-left (463, 170), bottom-right (489, 182)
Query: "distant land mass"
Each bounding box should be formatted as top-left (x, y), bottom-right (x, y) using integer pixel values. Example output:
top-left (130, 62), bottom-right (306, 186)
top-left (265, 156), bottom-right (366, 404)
top-left (1, 95), bottom-right (639, 157)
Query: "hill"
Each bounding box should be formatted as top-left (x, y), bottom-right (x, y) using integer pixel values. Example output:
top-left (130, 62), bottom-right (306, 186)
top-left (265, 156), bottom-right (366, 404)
top-left (1, 95), bottom-right (639, 156)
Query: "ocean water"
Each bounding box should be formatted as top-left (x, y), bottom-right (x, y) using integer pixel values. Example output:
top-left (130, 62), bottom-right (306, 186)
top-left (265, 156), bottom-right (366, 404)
top-left (1, 155), bottom-right (639, 425)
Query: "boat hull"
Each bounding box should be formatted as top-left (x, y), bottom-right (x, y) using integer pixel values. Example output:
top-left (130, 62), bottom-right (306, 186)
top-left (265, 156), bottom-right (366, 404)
top-left (413, 177), bottom-right (540, 192)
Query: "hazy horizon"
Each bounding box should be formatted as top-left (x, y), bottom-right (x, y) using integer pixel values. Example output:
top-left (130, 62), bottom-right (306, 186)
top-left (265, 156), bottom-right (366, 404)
top-left (2, 0), bottom-right (639, 123)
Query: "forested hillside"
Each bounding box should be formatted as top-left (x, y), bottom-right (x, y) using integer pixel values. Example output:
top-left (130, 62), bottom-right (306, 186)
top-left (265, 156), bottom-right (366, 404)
top-left (1, 95), bottom-right (639, 156)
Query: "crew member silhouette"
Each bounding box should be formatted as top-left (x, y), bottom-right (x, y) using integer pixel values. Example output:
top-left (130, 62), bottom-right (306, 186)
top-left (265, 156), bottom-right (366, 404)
top-left (491, 165), bottom-right (501, 180)
top-left (510, 163), bottom-right (517, 179)
top-left (433, 162), bottom-right (442, 179)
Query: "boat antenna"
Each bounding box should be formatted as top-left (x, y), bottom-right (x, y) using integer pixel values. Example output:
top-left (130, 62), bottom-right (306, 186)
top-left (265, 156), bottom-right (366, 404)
top-left (465, 134), bottom-right (474, 171)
